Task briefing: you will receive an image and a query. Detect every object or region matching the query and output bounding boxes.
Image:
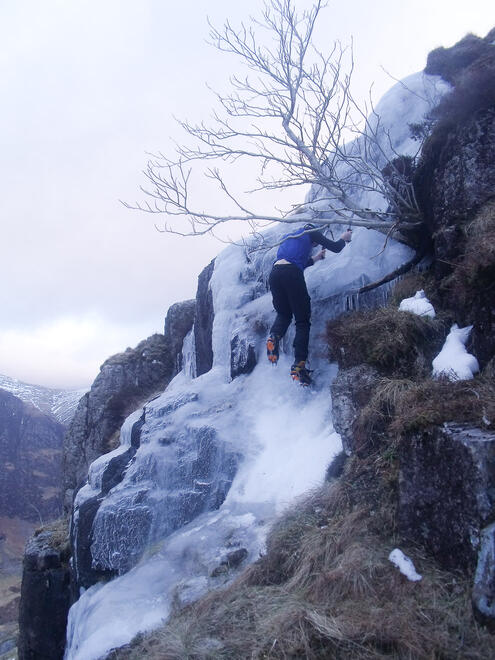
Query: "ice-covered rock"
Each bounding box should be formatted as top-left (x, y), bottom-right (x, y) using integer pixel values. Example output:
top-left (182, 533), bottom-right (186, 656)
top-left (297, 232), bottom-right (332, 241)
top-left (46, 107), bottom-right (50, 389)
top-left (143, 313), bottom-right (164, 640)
top-left (473, 522), bottom-right (495, 631)
top-left (432, 324), bottom-right (479, 380)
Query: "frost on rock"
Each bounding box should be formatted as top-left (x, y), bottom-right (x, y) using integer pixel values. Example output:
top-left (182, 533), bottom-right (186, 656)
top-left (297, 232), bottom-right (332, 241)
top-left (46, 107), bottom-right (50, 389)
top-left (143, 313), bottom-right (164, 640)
top-left (399, 290), bottom-right (436, 318)
top-left (388, 548), bottom-right (422, 582)
top-left (65, 71), bottom-right (450, 660)
top-left (432, 324), bottom-right (480, 381)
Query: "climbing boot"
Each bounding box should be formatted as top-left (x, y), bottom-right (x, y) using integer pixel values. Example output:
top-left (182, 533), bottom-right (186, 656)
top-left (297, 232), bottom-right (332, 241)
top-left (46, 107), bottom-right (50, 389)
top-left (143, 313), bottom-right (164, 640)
top-left (290, 361), bottom-right (312, 386)
top-left (266, 335), bottom-right (280, 365)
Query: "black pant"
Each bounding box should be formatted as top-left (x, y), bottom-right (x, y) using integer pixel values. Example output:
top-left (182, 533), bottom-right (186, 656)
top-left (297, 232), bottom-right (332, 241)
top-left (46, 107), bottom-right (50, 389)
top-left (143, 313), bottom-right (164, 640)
top-left (269, 264), bottom-right (311, 363)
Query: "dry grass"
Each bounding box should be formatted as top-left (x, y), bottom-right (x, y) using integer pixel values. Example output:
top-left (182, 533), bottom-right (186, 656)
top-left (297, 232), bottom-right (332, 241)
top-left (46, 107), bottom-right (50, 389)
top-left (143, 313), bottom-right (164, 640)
top-left (354, 373), bottom-right (495, 445)
top-left (326, 307), bottom-right (445, 378)
top-left (34, 516), bottom-right (70, 554)
top-left (110, 461), bottom-right (493, 659)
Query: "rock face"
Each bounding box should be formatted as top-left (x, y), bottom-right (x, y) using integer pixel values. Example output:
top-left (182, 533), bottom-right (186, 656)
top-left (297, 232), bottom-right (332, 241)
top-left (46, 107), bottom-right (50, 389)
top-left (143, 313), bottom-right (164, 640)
top-left (398, 424), bottom-right (495, 571)
top-left (415, 31), bottom-right (495, 366)
top-left (417, 108), bottom-right (495, 265)
top-left (164, 299), bottom-right (196, 372)
top-left (63, 299), bottom-right (195, 510)
top-left (330, 365), bottom-right (380, 455)
top-left (17, 523), bottom-right (70, 660)
top-left (398, 424), bottom-right (495, 626)
top-left (0, 389), bottom-right (64, 522)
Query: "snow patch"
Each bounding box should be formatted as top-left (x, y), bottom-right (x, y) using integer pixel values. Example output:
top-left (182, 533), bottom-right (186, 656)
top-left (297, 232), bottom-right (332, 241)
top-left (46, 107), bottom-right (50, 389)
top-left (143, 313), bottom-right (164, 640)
top-left (432, 324), bottom-right (479, 381)
top-left (388, 548), bottom-right (422, 581)
top-left (398, 290), bottom-right (436, 318)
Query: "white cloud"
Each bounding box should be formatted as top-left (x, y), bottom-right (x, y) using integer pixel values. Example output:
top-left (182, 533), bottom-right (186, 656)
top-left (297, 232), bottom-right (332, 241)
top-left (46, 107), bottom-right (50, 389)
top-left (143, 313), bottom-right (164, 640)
top-left (0, 314), bottom-right (157, 389)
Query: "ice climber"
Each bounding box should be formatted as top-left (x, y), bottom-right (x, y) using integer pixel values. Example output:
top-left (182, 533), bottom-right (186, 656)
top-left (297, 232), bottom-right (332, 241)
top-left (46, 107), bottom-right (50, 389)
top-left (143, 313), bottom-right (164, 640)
top-left (266, 224), bottom-right (352, 385)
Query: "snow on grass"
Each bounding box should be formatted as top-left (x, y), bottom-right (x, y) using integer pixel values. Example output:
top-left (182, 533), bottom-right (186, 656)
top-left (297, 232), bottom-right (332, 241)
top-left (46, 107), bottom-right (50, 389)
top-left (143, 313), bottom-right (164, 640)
top-left (432, 324), bottom-right (479, 381)
top-left (399, 290), bottom-right (436, 318)
top-left (388, 548), bottom-right (422, 582)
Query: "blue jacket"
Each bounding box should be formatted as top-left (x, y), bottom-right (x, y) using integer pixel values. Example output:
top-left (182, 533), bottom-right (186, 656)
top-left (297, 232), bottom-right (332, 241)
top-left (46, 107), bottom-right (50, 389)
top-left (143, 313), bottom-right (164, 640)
top-left (276, 227), bottom-right (346, 270)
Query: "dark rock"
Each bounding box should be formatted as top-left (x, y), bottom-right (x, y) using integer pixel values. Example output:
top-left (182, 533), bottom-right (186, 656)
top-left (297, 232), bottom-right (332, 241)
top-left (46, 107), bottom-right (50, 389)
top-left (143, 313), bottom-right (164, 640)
top-left (419, 109), bottom-right (495, 239)
top-left (164, 299), bottom-right (196, 372)
top-left (71, 495), bottom-right (108, 589)
top-left (330, 365), bottom-right (381, 455)
top-left (472, 522), bottom-right (495, 630)
top-left (225, 548), bottom-right (248, 568)
top-left (414, 61), bottom-right (495, 365)
top-left (100, 446), bottom-right (137, 495)
top-left (130, 409), bottom-right (146, 449)
top-left (210, 564), bottom-right (228, 577)
top-left (195, 259), bottom-right (215, 377)
top-left (18, 524), bottom-right (71, 660)
top-left (398, 424), bottom-right (495, 572)
top-left (230, 334), bottom-right (257, 379)
top-left (425, 32), bottom-right (494, 84)
top-left (325, 451), bottom-right (347, 481)
top-left (0, 389), bottom-right (64, 522)
top-left (211, 548), bottom-right (248, 576)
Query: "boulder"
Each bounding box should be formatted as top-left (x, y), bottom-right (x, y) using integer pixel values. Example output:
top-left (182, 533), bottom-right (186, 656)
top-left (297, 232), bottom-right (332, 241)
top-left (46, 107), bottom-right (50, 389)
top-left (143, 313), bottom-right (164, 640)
top-left (398, 424), bottom-right (495, 571)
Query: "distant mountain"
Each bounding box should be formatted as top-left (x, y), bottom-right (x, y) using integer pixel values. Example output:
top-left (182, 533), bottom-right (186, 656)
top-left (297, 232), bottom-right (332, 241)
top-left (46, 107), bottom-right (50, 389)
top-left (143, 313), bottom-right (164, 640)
top-left (0, 389), bottom-right (65, 523)
top-left (0, 374), bottom-right (87, 427)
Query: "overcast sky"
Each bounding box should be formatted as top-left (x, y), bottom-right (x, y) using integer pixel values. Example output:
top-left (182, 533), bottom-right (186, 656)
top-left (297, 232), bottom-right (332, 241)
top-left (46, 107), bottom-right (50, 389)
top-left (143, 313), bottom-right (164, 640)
top-left (1, 0), bottom-right (493, 389)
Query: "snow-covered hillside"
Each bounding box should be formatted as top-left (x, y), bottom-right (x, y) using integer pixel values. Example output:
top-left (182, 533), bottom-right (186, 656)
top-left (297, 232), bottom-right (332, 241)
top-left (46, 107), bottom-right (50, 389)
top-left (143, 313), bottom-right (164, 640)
top-left (0, 374), bottom-right (86, 426)
top-left (65, 72), bottom-right (448, 660)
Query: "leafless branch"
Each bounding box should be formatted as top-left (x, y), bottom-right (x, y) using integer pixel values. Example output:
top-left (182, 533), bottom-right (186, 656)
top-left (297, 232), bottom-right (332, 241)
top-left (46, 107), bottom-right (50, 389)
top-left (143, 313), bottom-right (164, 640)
top-left (127, 0), bottom-right (424, 245)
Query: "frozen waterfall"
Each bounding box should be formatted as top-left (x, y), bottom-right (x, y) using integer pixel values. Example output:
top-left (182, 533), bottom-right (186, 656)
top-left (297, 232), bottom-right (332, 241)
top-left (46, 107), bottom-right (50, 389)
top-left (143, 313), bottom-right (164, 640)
top-left (65, 71), bottom-right (448, 660)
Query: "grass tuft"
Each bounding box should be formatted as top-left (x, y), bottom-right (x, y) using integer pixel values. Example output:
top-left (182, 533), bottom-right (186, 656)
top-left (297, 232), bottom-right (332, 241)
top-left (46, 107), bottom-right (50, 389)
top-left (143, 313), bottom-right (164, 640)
top-left (326, 307), bottom-right (445, 378)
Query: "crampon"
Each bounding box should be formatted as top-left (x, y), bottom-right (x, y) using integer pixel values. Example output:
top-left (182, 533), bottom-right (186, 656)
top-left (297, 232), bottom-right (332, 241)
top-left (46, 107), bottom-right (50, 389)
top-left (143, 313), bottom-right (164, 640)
top-left (290, 361), bottom-right (313, 386)
top-left (266, 336), bottom-right (280, 365)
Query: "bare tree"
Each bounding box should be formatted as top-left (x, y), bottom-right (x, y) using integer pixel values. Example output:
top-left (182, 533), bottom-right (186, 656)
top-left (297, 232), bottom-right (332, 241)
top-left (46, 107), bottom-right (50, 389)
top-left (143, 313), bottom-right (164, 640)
top-left (125, 0), bottom-right (423, 244)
